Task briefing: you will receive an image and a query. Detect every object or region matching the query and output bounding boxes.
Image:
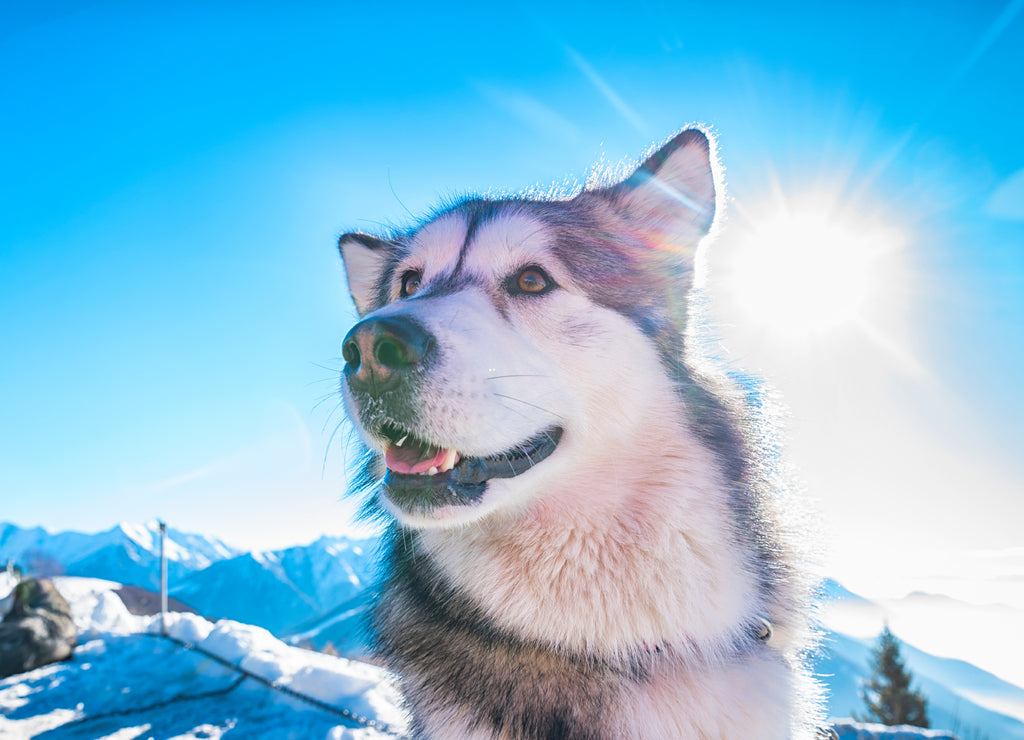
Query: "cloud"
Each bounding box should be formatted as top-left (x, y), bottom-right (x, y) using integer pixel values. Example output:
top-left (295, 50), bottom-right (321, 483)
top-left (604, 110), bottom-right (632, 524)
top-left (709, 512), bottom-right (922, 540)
top-left (564, 46), bottom-right (647, 136)
top-left (473, 82), bottom-right (581, 144)
top-left (986, 168), bottom-right (1024, 221)
top-left (138, 401), bottom-right (318, 498)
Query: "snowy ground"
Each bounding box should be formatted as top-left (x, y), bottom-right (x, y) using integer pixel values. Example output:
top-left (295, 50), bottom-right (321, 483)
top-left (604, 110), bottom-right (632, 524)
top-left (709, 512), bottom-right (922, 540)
top-left (0, 577), bottom-right (409, 739)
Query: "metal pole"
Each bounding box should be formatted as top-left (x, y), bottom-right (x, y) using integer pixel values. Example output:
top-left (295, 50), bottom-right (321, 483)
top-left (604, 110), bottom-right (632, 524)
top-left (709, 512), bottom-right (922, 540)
top-left (159, 520), bottom-right (168, 637)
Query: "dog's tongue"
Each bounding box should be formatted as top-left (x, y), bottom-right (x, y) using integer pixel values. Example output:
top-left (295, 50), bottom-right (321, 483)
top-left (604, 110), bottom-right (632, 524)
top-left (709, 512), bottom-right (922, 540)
top-left (385, 440), bottom-right (450, 475)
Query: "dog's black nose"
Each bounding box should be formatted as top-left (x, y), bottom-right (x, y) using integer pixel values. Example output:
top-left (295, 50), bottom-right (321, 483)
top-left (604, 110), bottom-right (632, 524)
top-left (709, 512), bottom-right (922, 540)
top-left (342, 315), bottom-right (434, 394)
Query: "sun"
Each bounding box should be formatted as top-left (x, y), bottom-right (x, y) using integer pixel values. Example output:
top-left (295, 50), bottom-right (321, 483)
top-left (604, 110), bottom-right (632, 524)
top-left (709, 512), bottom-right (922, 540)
top-left (719, 196), bottom-right (905, 342)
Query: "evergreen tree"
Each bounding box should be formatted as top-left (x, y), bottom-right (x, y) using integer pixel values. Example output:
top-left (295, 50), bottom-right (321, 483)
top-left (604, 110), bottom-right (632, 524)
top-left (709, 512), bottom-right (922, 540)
top-left (857, 625), bottom-right (930, 727)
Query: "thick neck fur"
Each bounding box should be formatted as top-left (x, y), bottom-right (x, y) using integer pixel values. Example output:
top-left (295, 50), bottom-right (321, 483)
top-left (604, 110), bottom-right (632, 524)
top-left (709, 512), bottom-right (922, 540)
top-left (417, 377), bottom-right (762, 664)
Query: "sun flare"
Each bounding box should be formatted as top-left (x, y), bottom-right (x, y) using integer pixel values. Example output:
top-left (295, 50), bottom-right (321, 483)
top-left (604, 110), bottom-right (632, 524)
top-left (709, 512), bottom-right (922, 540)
top-left (722, 198), bottom-right (905, 341)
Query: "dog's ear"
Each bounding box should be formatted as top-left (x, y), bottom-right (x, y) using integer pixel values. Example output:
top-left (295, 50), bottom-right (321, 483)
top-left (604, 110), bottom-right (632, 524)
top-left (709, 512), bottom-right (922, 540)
top-left (603, 127), bottom-right (717, 254)
top-left (338, 232), bottom-right (396, 315)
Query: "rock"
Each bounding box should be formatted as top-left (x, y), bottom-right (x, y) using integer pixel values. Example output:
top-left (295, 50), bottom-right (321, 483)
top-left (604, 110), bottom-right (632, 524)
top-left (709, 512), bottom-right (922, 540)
top-left (113, 584), bottom-right (198, 616)
top-left (0, 578), bottom-right (78, 678)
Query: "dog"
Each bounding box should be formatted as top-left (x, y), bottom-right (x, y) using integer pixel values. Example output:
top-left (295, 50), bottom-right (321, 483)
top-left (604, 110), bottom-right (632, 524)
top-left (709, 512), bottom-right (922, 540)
top-left (337, 127), bottom-right (824, 738)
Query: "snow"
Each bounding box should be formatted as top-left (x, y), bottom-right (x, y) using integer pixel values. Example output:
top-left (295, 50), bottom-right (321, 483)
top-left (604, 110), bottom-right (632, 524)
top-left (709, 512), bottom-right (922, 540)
top-left (51, 578), bottom-right (137, 637)
top-left (0, 572), bottom-right (15, 610)
top-left (118, 522), bottom-right (156, 555)
top-left (0, 577), bottom-right (409, 739)
top-left (831, 720), bottom-right (955, 739)
top-left (289, 606), bottom-right (368, 644)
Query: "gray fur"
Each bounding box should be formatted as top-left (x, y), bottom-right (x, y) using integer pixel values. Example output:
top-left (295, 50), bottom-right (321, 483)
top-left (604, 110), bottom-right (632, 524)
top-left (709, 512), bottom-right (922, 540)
top-left (338, 127), bottom-right (821, 738)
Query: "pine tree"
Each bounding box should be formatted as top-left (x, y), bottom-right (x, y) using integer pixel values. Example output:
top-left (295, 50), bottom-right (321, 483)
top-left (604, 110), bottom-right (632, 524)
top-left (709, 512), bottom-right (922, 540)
top-left (857, 625), bottom-right (930, 727)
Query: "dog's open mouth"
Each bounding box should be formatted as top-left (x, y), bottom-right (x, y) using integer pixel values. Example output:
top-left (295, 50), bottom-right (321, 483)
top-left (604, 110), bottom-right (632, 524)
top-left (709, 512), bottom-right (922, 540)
top-left (383, 427), bottom-right (462, 476)
top-left (376, 421), bottom-right (563, 512)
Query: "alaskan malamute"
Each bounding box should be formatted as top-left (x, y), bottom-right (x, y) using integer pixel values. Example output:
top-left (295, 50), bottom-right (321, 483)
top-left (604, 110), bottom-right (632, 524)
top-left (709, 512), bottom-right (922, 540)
top-left (337, 127), bottom-right (823, 738)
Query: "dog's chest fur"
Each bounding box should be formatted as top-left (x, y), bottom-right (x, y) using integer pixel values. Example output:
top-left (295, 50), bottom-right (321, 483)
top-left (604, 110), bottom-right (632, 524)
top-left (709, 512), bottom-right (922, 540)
top-left (377, 523), bottom-right (795, 739)
top-left (374, 393), bottom-right (794, 738)
top-left (417, 396), bottom-right (759, 657)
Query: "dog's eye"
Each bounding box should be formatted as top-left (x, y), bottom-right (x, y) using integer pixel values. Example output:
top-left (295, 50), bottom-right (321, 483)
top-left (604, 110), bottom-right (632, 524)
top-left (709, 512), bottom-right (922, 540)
top-left (512, 267), bottom-right (553, 295)
top-left (400, 270), bottom-right (422, 297)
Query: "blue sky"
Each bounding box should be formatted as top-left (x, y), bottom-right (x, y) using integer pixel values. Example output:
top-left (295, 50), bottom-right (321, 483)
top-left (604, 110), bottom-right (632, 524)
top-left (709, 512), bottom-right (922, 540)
top-left (2, 1), bottom-right (1022, 602)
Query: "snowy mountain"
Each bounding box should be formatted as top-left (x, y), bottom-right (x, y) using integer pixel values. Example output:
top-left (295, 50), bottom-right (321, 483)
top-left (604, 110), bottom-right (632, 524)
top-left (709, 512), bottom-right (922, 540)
top-left (0, 522), bottom-right (380, 651)
top-left (0, 521), bottom-right (239, 592)
top-left (816, 581), bottom-right (1024, 740)
top-left (286, 589), bottom-right (377, 657)
top-left (822, 580), bottom-right (1024, 700)
top-left (813, 630), bottom-right (1024, 740)
top-left (170, 536), bottom-right (381, 643)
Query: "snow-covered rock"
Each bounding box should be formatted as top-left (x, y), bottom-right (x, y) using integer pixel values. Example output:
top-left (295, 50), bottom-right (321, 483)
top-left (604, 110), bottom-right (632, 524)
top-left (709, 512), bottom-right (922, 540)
top-left (0, 577), bottom-right (409, 739)
top-left (51, 577), bottom-right (143, 637)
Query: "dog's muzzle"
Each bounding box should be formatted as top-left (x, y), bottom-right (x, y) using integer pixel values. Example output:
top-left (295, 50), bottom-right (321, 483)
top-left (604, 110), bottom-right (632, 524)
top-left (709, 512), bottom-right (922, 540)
top-left (342, 313), bottom-right (563, 519)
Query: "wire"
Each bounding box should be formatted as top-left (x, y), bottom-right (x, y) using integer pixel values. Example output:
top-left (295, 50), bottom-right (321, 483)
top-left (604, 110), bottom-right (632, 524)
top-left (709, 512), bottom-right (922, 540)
top-left (161, 634), bottom-right (408, 737)
top-left (57, 633), bottom-right (409, 738)
top-left (53, 673), bottom-right (247, 730)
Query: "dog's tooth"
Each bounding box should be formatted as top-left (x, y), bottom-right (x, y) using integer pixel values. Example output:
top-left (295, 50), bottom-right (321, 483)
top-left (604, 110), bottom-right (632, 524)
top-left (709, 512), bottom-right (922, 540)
top-left (396, 435), bottom-right (408, 447)
top-left (439, 448), bottom-right (459, 473)
top-left (427, 466), bottom-right (438, 476)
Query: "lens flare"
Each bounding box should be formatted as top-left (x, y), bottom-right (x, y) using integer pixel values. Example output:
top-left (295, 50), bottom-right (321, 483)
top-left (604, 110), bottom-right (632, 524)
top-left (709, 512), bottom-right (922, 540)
top-left (721, 199), bottom-right (905, 341)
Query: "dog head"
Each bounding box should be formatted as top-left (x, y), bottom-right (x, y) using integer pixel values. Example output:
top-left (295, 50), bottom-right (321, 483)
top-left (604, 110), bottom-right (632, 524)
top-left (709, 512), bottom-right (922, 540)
top-left (338, 128), bottom-right (718, 528)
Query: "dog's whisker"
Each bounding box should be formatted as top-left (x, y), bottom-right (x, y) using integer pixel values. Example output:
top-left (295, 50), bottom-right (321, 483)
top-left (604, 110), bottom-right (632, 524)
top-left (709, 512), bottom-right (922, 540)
top-left (310, 359), bottom-right (344, 373)
top-left (485, 374), bottom-right (549, 381)
top-left (501, 452), bottom-right (518, 476)
top-left (320, 402), bottom-right (346, 434)
top-left (322, 417), bottom-right (354, 477)
top-left (313, 391), bottom-right (343, 414)
top-left (513, 444), bottom-right (536, 472)
top-left (493, 401), bottom-right (534, 424)
top-left (387, 168), bottom-right (417, 221)
top-left (540, 430), bottom-right (562, 450)
top-left (507, 223), bottom-right (550, 250)
top-left (491, 393), bottom-right (567, 422)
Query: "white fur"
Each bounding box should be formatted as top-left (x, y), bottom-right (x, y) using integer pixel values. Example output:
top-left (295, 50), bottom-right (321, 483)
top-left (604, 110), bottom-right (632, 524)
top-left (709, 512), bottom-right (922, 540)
top-left (339, 128), bottom-right (823, 738)
top-left (418, 298), bottom-right (760, 657)
top-left (339, 233), bottom-right (390, 315)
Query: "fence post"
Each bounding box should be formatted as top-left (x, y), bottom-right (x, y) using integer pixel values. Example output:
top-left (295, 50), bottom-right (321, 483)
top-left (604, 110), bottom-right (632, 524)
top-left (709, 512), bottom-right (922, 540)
top-left (159, 520), bottom-right (168, 637)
